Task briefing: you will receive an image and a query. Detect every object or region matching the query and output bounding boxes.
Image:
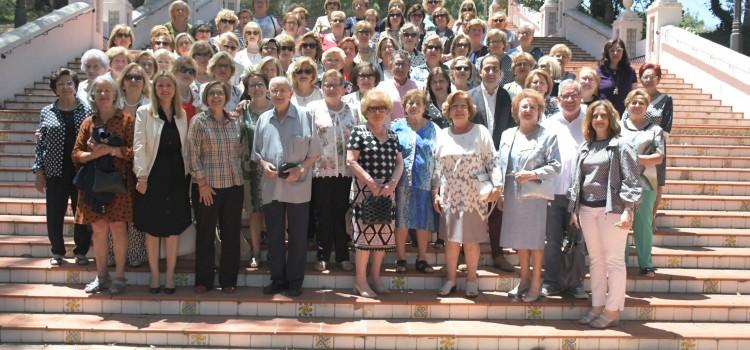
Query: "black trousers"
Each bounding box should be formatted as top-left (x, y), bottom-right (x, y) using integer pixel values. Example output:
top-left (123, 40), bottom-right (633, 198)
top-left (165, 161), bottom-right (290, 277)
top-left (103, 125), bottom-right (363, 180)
top-left (193, 184), bottom-right (243, 288)
top-left (264, 200), bottom-right (309, 290)
top-left (312, 176), bottom-right (352, 263)
top-left (45, 170), bottom-right (91, 256)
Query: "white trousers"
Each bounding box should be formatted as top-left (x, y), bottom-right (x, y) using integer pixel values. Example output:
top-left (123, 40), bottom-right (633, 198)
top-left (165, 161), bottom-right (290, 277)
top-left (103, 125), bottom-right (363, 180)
top-left (578, 205), bottom-right (628, 311)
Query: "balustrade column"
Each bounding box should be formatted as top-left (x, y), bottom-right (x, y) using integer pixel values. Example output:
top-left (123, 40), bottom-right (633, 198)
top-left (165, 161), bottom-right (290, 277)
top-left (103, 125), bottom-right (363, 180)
top-left (645, 0), bottom-right (682, 64)
top-left (612, 0), bottom-right (643, 57)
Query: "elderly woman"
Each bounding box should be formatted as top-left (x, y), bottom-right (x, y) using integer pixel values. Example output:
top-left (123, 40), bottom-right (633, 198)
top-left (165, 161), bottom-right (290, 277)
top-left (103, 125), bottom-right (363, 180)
top-left (504, 52), bottom-right (535, 99)
top-left (281, 12), bottom-right (303, 40)
top-left (384, 6), bottom-right (406, 44)
top-left (511, 24), bottom-right (543, 61)
top-left (275, 34), bottom-right (295, 73)
top-left (35, 68), bottom-right (93, 266)
top-left (175, 33), bottom-right (195, 58)
top-left (136, 51), bottom-right (158, 81)
top-left (597, 38), bottom-right (637, 115)
top-left (289, 57), bottom-right (323, 106)
top-left (73, 74), bottom-right (135, 294)
top-left (525, 69), bottom-right (559, 119)
top-left (449, 56), bottom-right (476, 92)
top-left (480, 29), bottom-right (513, 86)
top-left (260, 38), bottom-right (279, 58)
top-left (497, 89), bottom-right (561, 302)
top-left (346, 0), bottom-right (369, 34)
top-left (189, 41), bottom-right (214, 84)
top-left (235, 22), bottom-right (263, 69)
top-left (453, 0), bottom-right (478, 35)
top-left (198, 52), bottom-right (243, 113)
top-left (172, 57), bottom-right (200, 123)
top-left (309, 70), bottom-right (359, 272)
top-left (238, 72), bottom-right (273, 269)
top-left (375, 35), bottom-right (398, 81)
top-left (119, 63), bottom-right (150, 117)
top-left (78, 49), bottom-right (109, 103)
top-left (447, 33), bottom-right (471, 65)
top-left (322, 11), bottom-right (348, 50)
top-left (314, 0), bottom-right (342, 35)
top-left (133, 72), bottom-right (191, 294)
top-left (188, 81), bottom-right (244, 293)
top-left (107, 24), bottom-right (133, 49)
top-left (153, 49), bottom-right (174, 75)
top-left (215, 33), bottom-right (244, 85)
top-left (392, 90), bottom-right (439, 273)
top-left (636, 63), bottom-right (673, 226)
top-left (426, 66), bottom-right (452, 128)
top-left (570, 100), bottom-right (641, 328)
top-left (352, 21), bottom-right (375, 65)
top-left (464, 19), bottom-right (487, 65)
top-left (211, 9), bottom-right (238, 48)
top-left (410, 33), bottom-right (445, 85)
top-left (106, 47), bottom-right (130, 81)
top-left (257, 56), bottom-right (283, 82)
top-left (165, 0), bottom-right (192, 36)
top-left (347, 90), bottom-right (404, 298)
top-left (550, 44), bottom-right (576, 87)
top-left (399, 23), bottom-right (425, 67)
top-left (150, 26), bottom-right (174, 53)
top-left (343, 62), bottom-right (381, 118)
top-left (619, 89), bottom-right (664, 278)
top-left (297, 32), bottom-right (324, 67)
top-left (578, 67), bottom-right (601, 105)
top-left (433, 91), bottom-right (501, 298)
top-left (339, 37), bottom-right (358, 81)
top-left (406, 4), bottom-right (428, 34)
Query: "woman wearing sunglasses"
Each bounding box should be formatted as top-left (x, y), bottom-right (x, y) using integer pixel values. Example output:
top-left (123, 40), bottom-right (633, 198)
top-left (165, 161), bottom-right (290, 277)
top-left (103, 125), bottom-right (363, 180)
top-left (172, 57), bottom-right (200, 123)
top-left (289, 57), bottom-right (323, 106)
top-left (235, 22), bottom-right (263, 70)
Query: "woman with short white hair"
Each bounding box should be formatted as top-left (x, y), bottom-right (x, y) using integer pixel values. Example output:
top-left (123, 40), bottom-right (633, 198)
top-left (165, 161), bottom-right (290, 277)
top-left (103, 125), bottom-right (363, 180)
top-left (78, 49), bottom-right (110, 103)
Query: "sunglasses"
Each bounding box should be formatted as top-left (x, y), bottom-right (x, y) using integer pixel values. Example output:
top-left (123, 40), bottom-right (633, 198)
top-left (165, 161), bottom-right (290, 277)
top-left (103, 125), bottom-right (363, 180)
top-left (331, 18), bottom-right (344, 24)
top-left (124, 74), bottom-right (144, 81)
top-left (454, 65), bottom-right (471, 72)
top-left (280, 45), bottom-right (294, 52)
top-left (155, 40), bottom-right (172, 46)
top-left (425, 45), bottom-right (442, 51)
top-left (262, 45), bottom-right (279, 51)
top-left (358, 73), bottom-right (376, 79)
top-left (178, 66), bottom-right (196, 75)
top-left (245, 30), bottom-right (260, 36)
top-left (455, 43), bottom-right (470, 49)
top-left (115, 32), bottom-right (130, 38)
top-left (389, 13), bottom-right (403, 18)
top-left (493, 18), bottom-right (506, 23)
top-left (222, 44), bottom-right (238, 51)
top-left (402, 32), bottom-right (418, 38)
top-left (461, 7), bottom-right (474, 12)
top-left (220, 19), bottom-right (236, 24)
top-left (366, 105), bottom-right (388, 113)
top-left (433, 14), bottom-right (447, 19)
top-left (301, 43), bottom-right (317, 49)
top-left (294, 68), bottom-right (314, 75)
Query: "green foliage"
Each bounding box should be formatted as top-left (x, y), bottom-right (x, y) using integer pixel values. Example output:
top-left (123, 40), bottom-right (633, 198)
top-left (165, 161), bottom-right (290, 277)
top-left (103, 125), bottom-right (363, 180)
top-left (680, 8), bottom-right (707, 34)
top-left (516, 0), bottom-right (544, 11)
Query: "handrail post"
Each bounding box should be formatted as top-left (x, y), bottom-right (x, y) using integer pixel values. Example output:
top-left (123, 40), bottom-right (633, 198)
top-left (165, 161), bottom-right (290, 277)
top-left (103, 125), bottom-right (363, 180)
top-left (646, 0), bottom-right (682, 64)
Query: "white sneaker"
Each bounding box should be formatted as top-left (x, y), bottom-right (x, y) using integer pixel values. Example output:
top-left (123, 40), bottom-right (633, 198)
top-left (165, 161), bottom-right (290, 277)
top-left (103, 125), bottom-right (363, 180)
top-left (315, 260), bottom-right (327, 272)
top-left (248, 256), bottom-right (259, 269)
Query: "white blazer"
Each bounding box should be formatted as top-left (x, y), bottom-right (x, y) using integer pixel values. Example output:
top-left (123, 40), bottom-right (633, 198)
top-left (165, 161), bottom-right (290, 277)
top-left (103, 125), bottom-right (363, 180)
top-left (133, 105), bottom-right (190, 178)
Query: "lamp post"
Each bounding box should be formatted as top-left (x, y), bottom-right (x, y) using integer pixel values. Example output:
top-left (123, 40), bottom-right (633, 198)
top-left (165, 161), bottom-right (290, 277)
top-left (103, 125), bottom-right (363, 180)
top-left (730, 0), bottom-right (742, 52)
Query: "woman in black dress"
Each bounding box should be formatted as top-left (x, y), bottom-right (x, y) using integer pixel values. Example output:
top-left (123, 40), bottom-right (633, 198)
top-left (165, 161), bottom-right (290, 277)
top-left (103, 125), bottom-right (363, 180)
top-left (133, 71), bottom-right (192, 294)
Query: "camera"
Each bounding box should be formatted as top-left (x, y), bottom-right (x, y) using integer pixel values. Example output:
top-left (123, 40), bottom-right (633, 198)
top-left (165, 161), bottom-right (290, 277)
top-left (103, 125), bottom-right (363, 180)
top-left (91, 127), bottom-right (123, 146)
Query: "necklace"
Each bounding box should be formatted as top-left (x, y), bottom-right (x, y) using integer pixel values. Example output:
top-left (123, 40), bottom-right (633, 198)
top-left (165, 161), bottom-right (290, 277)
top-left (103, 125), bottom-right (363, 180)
top-left (124, 97), bottom-right (141, 108)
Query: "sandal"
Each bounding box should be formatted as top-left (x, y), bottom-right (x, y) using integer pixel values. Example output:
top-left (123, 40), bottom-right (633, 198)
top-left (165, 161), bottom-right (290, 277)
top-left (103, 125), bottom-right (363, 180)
top-left (433, 238), bottom-right (445, 249)
top-left (395, 259), bottom-right (407, 273)
top-left (108, 277), bottom-right (127, 295)
top-left (416, 260), bottom-right (434, 273)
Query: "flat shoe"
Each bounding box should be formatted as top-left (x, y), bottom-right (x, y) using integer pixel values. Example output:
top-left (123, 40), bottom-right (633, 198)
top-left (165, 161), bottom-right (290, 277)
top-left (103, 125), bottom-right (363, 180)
top-left (163, 287), bottom-right (176, 295)
top-left (437, 281), bottom-right (456, 297)
top-left (416, 260), bottom-right (434, 273)
top-left (465, 281), bottom-right (479, 298)
top-left (149, 287), bottom-right (161, 294)
top-left (578, 310), bottom-right (602, 325)
top-left (395, 259), bottom-right (407, 273)
top-left (590, 314), bottom-right (620, 328)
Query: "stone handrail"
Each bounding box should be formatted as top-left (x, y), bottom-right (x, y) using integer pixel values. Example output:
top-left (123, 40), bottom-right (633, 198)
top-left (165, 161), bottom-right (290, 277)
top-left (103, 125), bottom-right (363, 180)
top-left (561, 10), bottom-right (611, 57)
top-left (659, 25), bottom-right (750, 116)
top-left (131, 0), bottom-right (174, 49)
top-left (508, 0), bottom-right (541, 34)
top-left (0, 2), bottom-right (99, 106)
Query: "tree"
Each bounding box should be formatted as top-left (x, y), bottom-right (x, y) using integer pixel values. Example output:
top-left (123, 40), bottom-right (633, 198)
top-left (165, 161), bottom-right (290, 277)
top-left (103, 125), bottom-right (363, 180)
top-left (710, 0), bottom-right (733, 31)
top-left (681, 8), bottom-right (707, 33)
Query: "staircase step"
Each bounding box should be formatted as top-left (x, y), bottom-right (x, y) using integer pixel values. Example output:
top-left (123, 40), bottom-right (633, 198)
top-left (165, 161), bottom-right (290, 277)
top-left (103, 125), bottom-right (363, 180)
top-left (12, 94), bottom-right (57, 103)
top-left (0, 109), bottom-right (38, 121)
top-left (0, 181), bottom-right (42, 198)
top-left (4, 101), bottom-right (50, 110)
top-left (0, 153), bottom-right (35, 167)
top-left (0, 130), bottom-right (37, 142)
top-left (672, 124), bottom-right (750, 136)
top-left (666, 180), bottom-right (750, 196)
top-left (669, 134), bottom-right (749, 146)
top-left (674, 116), bottom-right (750, 126)
top-left (0, 283), bottom-right (747, 322)
top-left (1, 313), bottom-right (748, 349)
top-left (650, 227), bottom-right (750, 247)
top-left (673, 104), bottom-right (733, 113)
top-left (661, 194), bottom-right (750, 211)
top-left (0, 167), bottom-right (37, 182)
top-left (667, 155), bottom-right (750, 168)
top-left (1, 257), bottom-right (748, 293)
top-left (0, 141), bottom-right (36, 153)
top-left (657, 209), bottom-right (750, 229)
top-left (669, 144), bottom-right (750, 157)
top-left (0, 119), bottom-right (38, 132)
top-left (666, 167), bottom-right (750, 181)
top-left (644, 246), bottom-right (750, 269)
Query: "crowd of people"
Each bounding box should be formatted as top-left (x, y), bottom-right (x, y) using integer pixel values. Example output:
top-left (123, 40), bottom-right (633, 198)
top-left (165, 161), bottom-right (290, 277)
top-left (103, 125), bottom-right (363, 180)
top-left (33, 0), bottom-right (674, 329)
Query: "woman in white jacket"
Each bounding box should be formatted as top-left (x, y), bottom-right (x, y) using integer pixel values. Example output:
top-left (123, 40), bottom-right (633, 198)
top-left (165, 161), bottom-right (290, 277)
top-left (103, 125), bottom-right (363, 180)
top-left (133, 71), bottom-right (192, 294)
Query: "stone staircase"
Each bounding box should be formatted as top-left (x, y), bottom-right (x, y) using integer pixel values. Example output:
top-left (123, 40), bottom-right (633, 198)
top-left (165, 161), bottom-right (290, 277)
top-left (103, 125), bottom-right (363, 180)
top-left (0, 48), bottom-right (749, 349)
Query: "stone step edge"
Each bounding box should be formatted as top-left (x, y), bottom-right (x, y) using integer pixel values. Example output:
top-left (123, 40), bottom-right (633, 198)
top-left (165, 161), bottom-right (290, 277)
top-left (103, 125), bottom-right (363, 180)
top-left (0, 313), bottom-right (748, 342)
top-left (1, 283), bottom-right (748, 309)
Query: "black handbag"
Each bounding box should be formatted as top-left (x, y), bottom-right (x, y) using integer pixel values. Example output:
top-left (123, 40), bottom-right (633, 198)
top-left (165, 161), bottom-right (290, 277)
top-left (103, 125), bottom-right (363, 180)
top-left (93, 167), bottom-right (127, 193)
top-left (360, 195), bottom-right (393, 225)
top-left (559, 220), bottom-right (587, 290)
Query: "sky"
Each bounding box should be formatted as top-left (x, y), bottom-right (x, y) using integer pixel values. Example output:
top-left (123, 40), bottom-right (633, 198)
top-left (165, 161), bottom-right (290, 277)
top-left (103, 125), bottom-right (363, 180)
top-left (680, 0), bottom-right (721, 30)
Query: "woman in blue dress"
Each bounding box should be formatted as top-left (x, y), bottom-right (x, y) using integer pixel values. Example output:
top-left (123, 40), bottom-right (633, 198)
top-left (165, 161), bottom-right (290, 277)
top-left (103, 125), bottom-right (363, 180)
top-left (392, 90), bottom-right (440, 273)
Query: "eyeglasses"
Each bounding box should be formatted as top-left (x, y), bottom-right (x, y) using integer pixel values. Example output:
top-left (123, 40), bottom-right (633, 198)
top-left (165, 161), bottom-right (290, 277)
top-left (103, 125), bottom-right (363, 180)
top-left (220, 19), bottom-right (236, 24)
top-left (454, 65), bottom-right (471, 72)
top-left (358, 73), bottom-right (376, 79)
top-left (356, 30), bottom-right (372, 36)
top-left (245, 30), bottom-right (260, 36)
top-left (559, 93), bottom-right (580, 100)
top-left (389, 13), bottom-right (402, 18)
top-left (248, 83), bottom-right (266, 89)
top-left (124, 74), bottom-right (144, 82)
top-left (323, 83), bottom-right (341, 89)
top-left (208, 90), bottom-right (226, 97)
top-left (402, 32), bottom-right (418, 38)
top-left (425, 45), bottom-right (442, 51)
top-left (455, 43), bottom-right (469, 49)
top-left (155, 40), bottom-right (172, 46)
top-left (280, 45), bottom-right (294, 52)
top-left (222, 44), bottom-right (238, 51)
top-left (115, 32), bottom-right (130, 38)
top-left (366, 105), bottom-right (388, 113)
top-left (294, 68), bottom-right (314, 75)
top-left (178, 66), bottom-right (196, 75)
top-left (301, 43), bottom-right (317, 49)
top-left (433, 14), bottom-right (447, 19)
top-left (262, 45), bottom-right (279, 52)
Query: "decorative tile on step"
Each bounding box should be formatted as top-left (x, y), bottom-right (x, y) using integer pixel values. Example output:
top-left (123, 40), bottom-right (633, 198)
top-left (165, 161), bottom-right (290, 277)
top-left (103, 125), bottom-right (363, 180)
top-left (412, 304), bottom-right (430, 319)
top-left (438, 336), bottom-right (456, 350)
top-left (181, 300), bottom-right (198, 315)
top-left (704, 280), bottom-right (720, 293)
top-left (188, 333), bottom-right (208, 346)
top-left (526, 305), bottom-right (543, 320)
top-left (298, 302), bottom-right (314, 317)
top-left (64, 330), bottom-right (82, 344)
top-left (63, 298), bottom-right (81, 313)
top-left (637, 306), bottom-right (655, 321)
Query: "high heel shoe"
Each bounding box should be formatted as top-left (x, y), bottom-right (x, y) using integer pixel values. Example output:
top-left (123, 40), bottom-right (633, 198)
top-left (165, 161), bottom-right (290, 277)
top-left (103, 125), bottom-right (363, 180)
top-left (353, 283), bottom-right (377, 298)
top-left (522, 286), bottom-right (542, 302)
top-left (368, 277), bottom-right (390, 294)
top-left (589, 314), bottom-right (620, 329)
top-left (437, 281), bottom-right (456, 297)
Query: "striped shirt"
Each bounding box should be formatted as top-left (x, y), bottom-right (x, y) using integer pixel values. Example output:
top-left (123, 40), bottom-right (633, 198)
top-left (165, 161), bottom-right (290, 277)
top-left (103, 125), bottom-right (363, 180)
top-left (188, 111), bottom-right (243, 189)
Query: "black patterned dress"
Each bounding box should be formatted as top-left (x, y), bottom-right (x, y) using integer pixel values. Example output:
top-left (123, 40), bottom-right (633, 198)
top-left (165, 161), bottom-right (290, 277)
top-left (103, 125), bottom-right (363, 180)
top-left (347, 125), bottom-right (402, 251)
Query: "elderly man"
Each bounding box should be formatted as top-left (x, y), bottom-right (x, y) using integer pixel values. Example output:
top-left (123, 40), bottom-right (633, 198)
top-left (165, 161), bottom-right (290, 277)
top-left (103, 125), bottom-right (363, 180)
top-left (468, 54), bottom-right (515, 272)
top-left (541, 79), bottom-right (588, 299)
top-left (376, 50), bottom-right (418, 122)
top-left (253, 77), bottom-right (321, 297)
